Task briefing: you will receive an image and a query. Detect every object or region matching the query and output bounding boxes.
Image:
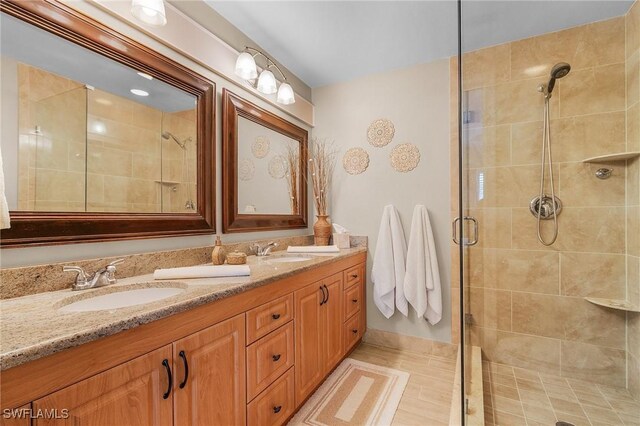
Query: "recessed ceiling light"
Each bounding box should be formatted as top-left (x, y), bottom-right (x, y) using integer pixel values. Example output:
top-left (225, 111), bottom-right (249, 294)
top-left (137, 72), bottom-right (153, 80)
top-left (130, 89), bottom-right (149, 97)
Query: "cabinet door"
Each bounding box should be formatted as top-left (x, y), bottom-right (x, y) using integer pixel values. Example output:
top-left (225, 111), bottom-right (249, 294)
top-left (322, 273), bottom-right (344, 372)
top-left (294, 283), bottom-right (324, 405)
top-left (33, 345), bottom-right (173, 426)
top-left (173, 314), bottom-right (246, 426)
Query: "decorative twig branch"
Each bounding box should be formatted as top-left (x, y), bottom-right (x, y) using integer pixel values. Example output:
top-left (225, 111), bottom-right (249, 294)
top-left (305, 138), bottom-right (337, 216)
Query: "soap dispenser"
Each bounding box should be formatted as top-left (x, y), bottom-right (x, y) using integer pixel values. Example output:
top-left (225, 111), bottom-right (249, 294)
top-left (211, 236), bottom-right (226, 265)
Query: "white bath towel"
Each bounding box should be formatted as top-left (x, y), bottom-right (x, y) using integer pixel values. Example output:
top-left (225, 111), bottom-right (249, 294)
top-left (287, 245), bottom-right (340, 253)
top-left (372, 205), bottom-right (408, 318)
top-left (154, 265), bottom-right (250, 280)
top-left (0, 147), bottom-right (10, 229)
top-left (403, 205), bottom-right (442, 325)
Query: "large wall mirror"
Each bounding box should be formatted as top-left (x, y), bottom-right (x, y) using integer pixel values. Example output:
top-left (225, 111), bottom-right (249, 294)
top-left (0, 0), bottom-right (215, 246)
top-left (222, 90), bottom-right (307, 232)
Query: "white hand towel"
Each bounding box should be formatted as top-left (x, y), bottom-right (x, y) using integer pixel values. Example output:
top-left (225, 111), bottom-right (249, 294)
top-left (154, 265), bottom-right (250, 280)
top-left (0, 147), bottom-right (10, 229)
top-left (372, 205), bottom-right (408, 318)
top-left (287, 245), bottom-right (340, 253)
top-left (403, 205), bottom-right (442, 325)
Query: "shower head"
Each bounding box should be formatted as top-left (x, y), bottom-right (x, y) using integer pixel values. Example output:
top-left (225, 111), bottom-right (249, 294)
top-left (546, 62), bottom-right (571, 94)
top-left (162, 131), bottom-right (186, 149)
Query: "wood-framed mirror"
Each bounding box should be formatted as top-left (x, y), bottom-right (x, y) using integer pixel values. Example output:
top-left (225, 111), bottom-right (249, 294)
top-left (0, 0), bottom-right (215, 247)
top-left (222, 89), bottom-right (308, 233)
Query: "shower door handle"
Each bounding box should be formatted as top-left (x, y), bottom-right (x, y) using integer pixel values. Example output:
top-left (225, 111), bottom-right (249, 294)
top-left (452, 217), bottom-right (479, 246)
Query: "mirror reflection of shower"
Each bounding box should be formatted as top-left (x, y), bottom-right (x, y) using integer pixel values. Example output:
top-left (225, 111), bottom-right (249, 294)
top-left (530, 62), bottom-right (571, 246)
top-left (162, 131), bottom-right (195, 210)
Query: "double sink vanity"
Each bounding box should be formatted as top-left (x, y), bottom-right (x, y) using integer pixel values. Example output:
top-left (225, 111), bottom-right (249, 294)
top-left (1, 248), bottom-right (367, 425)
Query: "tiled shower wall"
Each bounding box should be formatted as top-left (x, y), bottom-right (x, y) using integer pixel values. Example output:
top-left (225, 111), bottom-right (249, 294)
top-left (455, 12), bottom-right (636, 389)
top-left (627, 0), bottom-right (640, 400)
top-left (16, 64), bottom-right (196, 213)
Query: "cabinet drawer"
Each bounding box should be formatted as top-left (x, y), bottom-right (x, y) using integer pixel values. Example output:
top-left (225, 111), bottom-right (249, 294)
top-left (246, 294), bottom-right (293, 344)
top-left (343, 282), bottom-right (361, 322)
top-left (247, 322), bottom-right (294, 401)
top-left (344, 314), bottom-right (362, 353)
top-left (247, 368), bottom-right (295, 426)
top-left (343, 265), bottom-right (362, 290)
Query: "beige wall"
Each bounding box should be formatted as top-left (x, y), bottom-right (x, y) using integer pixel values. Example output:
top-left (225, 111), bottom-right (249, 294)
top-left (455, 14), bottom-right (634, 388)
top-left (312, 59), bottom-right (452, 343)
top-left (626, 0), bottom-right (640, 400)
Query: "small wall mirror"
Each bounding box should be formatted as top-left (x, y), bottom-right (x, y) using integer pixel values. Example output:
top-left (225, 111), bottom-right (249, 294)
top-left (222, 90), bottom-right (307, 232)
top-left (0, 1), bottom-right (215, 246)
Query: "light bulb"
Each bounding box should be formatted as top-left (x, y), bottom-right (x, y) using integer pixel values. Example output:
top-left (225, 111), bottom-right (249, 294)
top-left (277, 82), bottom-right (295, 105)
top-left (257, 70), bottom-right (277, 94)
top-left (131, 0), bottom-right (167, 26)
top-left (234, 52), bottom-right (258, 80)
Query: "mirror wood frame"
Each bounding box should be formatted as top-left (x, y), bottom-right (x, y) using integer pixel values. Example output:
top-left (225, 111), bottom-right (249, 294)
top-left (222, 89), bottom-right (308, 233)
top-left (0, 0), bottom-right (215, 247)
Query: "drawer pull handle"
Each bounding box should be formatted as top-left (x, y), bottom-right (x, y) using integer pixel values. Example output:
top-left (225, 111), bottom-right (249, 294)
top-left (352, 329), bottom-right (358, 334)
top-left (350, 274), bottom-right (358, 279)
top-left (352, 299), bottom-right (358, 303)
top-left (272, 313), bottom-right (281, 320)
top-left (162, 359), bottom-right (172, 399)
top-left (273, 405), bottom-right (282, 414)
top-left (178, 350), bottom-right (189, 389)
top-left (272, 354), bottom-right (281, 362)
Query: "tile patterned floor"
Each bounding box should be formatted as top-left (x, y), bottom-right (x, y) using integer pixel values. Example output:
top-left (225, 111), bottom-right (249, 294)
top-left (482, 361), bottom-right (640, 426)
top-left (350, 343), bottom-right (456, 425)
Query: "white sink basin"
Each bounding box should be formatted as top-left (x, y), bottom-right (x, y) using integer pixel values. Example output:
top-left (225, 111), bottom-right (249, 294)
top-left (268, 256), bottom-right (313, 263)
top-left (59, 287), bottom-right (185, 313)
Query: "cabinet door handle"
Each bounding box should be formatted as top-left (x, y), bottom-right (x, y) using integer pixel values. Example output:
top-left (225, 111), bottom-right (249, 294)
top-left (272, 313), bottom-right (281, 320)
top-left (351, 274), bottom-right (358, 279)
top-left (352, 329), bottom-right (358, 334)
top-left (352, 299), bottom-right (358, 303)
top-left (273, 405), bottom-right (282, 414)
top-left (178, 350), bottom-right (189, 389)
top-left (319, 286), bottom-right (326, 305)
top-left (162, 359), bottom-right (172, 399)
top-left (323, 284), bottom-right (329, 304)
top-left (272, 354), bottom-right (281, 362)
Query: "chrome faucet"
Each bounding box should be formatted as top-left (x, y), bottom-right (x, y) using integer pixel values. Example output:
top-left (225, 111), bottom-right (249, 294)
top-left (63, 259), bottom-right (124, 291)
top-left (251, 242), bottom-right (278, 256)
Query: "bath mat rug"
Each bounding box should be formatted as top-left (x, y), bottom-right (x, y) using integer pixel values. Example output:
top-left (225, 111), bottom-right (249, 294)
top-left (288, 358), bottom-right (409, 425)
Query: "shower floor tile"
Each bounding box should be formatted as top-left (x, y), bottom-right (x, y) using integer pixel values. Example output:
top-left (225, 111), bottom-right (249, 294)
top-left (482, 361), bottom-right (640, 426)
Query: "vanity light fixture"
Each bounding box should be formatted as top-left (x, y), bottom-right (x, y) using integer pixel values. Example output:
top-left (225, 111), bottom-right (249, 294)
top-left (130, 89), bottom-right (149, 97)
top-left (234, 47), bottom-right (295, 105)
top-left (130, 0), bottom-right (167, 27)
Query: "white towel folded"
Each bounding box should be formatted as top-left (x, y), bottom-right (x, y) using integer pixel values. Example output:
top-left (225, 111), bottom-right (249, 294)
top-left (0, 147), bottom-right (10, 230)
top-left (153, 265), bottom-right (250, 280)
top-left (372, 205), bottom-right (408, 318)
top-left (287, 245), bottom-right (340, 253)
top-left (403, 205), bottom-right (442, 325)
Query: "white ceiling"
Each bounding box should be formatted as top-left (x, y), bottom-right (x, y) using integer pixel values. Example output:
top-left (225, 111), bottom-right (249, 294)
top-left (207, 0), bottom-right (633, 88)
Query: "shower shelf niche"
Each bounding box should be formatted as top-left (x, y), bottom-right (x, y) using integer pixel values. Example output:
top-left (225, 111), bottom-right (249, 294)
top-left (585, 297), bottom-right (640, 313)
top-left (582, 152), bottom-right (640, 163)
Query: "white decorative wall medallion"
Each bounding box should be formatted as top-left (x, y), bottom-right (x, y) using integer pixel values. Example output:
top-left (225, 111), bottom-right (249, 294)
top-left (367, 118), bottom-right (395, 147)
top-left (390, 143), bottom-right (420, 172)
top-left (252, 136), bottom-right (270, 158)
top-left (239, 158), bottom-right (255, 181)
top-left (343, 148), bottom-right (370, 175)
top-left (268, 155), bottom-right (287, 179)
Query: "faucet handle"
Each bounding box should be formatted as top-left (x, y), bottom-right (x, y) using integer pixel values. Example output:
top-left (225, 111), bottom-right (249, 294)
top-left (63, 265), bottom-right (87, 281)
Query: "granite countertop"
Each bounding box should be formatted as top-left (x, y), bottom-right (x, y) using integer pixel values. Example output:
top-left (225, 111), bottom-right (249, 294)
top-left (0, 248), bottom-right (366, 371)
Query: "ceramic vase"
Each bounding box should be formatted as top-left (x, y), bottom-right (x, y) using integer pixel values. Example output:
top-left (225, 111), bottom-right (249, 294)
top-left (313, 215), bottom-right (331, 246)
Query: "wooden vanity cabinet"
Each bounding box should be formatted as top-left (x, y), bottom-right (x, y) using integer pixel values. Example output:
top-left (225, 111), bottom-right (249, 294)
top-left (172, 314), bottom-right (246, 426)
top-left (294, 272), bottom-right (344, 405)
top-left (33, 345), bottom-right (173, 426)
top-left (2, 253), bottom-right (367, 426)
